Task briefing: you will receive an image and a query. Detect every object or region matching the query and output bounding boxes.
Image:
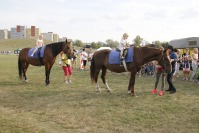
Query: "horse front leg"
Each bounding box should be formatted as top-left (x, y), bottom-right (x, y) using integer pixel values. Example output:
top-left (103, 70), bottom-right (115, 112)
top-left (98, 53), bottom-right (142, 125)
top-left (128, 72), bottom-right (137, 96)
top-left (45, 69), bottom-right (49, 85)
top-left (45, 65), bottom-right (52, 85)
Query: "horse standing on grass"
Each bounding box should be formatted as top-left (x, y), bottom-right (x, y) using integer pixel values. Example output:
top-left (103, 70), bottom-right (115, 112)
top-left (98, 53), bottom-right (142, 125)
top-left (90, 46), bottom-right (171, 96)
top-left (18, 39), bottom-right (73, 85)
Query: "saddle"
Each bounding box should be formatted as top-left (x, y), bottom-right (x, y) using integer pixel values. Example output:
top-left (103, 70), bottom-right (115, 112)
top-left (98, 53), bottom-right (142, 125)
top-left (28, 46), bottom-right (46, 65)
top-left (109, 47), bottom-right (133, 65)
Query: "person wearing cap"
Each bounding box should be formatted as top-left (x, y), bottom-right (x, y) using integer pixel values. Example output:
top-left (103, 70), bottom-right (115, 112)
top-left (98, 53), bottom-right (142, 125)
top-left (166, 45), bottom-right (178, 94)
top-left (118, 33), bottom-right (129, 64)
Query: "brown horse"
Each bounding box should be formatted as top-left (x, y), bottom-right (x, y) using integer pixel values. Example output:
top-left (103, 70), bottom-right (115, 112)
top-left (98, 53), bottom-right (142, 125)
top-left (18, 39), bottom-right (73, 85)
top-left (90, 46), bottom-right (171, 96)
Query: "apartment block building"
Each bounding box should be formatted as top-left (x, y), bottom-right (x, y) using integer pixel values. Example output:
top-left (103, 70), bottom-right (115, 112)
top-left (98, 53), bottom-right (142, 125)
top-left (11, 25), bottom-right (27, 39)
top-left (26, 26), bottom-right (41, 39)
top-left (53, 34), bottom-right (59, 42)
top-left (1, 25), bottom-right (59, 41)
top-left (0, 29), bottom-right (9, 39)
top-left (42, 32), bottom-right (54, 41)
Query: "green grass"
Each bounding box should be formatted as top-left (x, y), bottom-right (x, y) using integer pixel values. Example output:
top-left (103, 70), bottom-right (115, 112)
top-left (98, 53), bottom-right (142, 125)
top-left (0, 39), bottom-right (199, 132)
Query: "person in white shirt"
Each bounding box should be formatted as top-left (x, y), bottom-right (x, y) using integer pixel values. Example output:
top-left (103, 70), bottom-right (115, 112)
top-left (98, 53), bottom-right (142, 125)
top-left (81, 48), bottom-right (88, 70)
top-left (31, 34), bottom-right (44, 56)
top-left (118, 33), bottom-right (129, 61)
top-left (191, 48), bottom-right (198, 81)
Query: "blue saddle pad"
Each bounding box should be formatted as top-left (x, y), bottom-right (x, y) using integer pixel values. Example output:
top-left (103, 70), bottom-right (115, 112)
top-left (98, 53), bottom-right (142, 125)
top-left (109, 47), bottom-right (134, 64)
top-left (28, 46), bottom-right (46, 58)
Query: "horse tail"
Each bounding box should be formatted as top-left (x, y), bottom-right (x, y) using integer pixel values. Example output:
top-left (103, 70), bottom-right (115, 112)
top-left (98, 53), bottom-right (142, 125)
top-left (18, 56), bottom-right (22, 79)
top-left (90, 56), bottom-right (95, 83)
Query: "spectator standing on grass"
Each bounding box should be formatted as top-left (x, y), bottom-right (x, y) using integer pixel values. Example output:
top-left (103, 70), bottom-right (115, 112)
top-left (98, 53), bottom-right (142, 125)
top-left (151, 61), bottom-right (166, 96)
top-left (87, 48), bottom-right (94, 67)
top-left (60, 51), bottom-right (72, 84)
top-left (81, 48), bottom-right (88, 70)
top-left (182, 48), bottom-right (191, 79)
top-left (173, 49), bottom-right (181, 81)
top-left (182, 55), bottom-right (190, 80)
top-left (191, 48), bottom-right (198, 81)
top-left (166, 45), bottom-right (177, 94)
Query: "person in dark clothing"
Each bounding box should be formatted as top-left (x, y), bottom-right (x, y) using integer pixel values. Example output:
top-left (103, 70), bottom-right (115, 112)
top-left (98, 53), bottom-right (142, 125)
top-left (166, 45), bottom-right (178, 94)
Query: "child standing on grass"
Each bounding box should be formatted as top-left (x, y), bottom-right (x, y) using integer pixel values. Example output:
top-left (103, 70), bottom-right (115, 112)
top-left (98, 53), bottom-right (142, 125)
top-left (182, 56), bottom-right (190, 80)
top-left (151, 61), bottom-right (166, 96)
top-left (60, 51), bottom-right (72, 84)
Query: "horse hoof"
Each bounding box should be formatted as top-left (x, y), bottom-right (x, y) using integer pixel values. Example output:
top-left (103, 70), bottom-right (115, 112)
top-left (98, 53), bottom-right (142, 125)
top-left (96, 89), bottom-right (101, 93)
top-left (127, 91), bottom-right (131, 95)
top-left (131, 93), bottom-right (138, 97)
top-left (106, 89), bottom-right (111, 93)
top-left (23, 79), bottom-right (28, 83)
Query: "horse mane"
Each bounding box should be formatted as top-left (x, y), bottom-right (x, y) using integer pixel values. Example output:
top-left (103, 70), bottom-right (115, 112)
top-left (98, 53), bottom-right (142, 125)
top-left (46, 41), bottom-right (65, 56)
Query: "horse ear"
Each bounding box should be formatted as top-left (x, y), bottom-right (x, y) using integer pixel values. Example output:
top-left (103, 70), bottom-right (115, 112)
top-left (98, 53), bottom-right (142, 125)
top-left (65, 38), bottom-right (68, 43)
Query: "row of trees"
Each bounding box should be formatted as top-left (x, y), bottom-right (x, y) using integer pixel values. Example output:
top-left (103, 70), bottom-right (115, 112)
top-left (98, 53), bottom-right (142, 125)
top-left (73, 35), bottom-right (169, 49)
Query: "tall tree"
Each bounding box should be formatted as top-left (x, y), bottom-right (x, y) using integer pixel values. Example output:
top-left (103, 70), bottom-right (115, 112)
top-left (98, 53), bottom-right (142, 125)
top-left (91, 42), bottom-right (97, 49)
top-left (105, 39), bottom-right (119, 48)
top-left (133, 35), bottom-right (143, 46)
top-left (153, 40), bottom-right (161, 48)
top-left (161, 42), bottom-right (169, 49)
top-left (73, 39), bottom-right (83, 47)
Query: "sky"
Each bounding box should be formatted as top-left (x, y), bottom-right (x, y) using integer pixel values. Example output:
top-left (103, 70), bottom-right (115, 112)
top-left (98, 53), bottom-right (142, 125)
top-left (1, 0), bottom-right (199, 43)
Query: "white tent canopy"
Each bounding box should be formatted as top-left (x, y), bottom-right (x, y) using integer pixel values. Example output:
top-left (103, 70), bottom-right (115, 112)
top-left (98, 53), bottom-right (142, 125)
top-left (170, 37), bottom-right (199, 49)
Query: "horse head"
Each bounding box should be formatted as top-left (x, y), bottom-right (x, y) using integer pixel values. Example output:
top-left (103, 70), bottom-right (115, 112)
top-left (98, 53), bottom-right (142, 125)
top-left (63, 39), bottom-right (73, 58)
top-left (158, 49), bottom-right (172, 74)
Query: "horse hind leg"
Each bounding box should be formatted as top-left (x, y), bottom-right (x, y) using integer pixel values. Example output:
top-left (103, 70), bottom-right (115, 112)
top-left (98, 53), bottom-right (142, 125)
top-left (101, 66), bottom-right (111, 92)
top-left (22, 63), bottom-right (29, 83)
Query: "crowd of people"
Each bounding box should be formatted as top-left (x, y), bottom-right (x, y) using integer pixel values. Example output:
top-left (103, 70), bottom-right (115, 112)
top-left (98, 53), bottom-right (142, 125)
top-left (151, 46), bottom-right (199, 96)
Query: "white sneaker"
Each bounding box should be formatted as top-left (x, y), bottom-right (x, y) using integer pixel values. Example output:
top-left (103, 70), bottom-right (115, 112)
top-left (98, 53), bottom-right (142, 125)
top-left (65, 80), bottom-right (68, 84)
top-left (68, 80), bottom-right (72, 83)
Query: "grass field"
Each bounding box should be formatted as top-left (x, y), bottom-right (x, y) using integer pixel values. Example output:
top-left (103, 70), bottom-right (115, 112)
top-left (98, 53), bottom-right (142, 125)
top-left (0, 39), bottom-right (199, 132)
top-left (0, 54), bottom-right (199, 133)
